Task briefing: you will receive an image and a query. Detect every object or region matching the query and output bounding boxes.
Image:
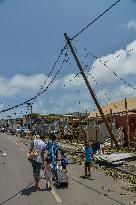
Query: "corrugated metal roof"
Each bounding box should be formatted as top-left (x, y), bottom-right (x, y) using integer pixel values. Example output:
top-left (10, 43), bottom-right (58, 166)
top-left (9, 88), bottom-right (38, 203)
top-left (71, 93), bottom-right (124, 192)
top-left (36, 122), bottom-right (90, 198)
top-left (88, 96), bottom-right (136, 119)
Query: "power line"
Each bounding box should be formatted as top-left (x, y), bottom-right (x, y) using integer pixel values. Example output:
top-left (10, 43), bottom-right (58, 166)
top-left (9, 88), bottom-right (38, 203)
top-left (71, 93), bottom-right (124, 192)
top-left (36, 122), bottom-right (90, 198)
top-left (59, 0), bottom-right (122, 87)
top-left (89, 73), bottom-right (121, 111)
top-left (0, 0), bottom-right (122, 115)
top-left (65, 45), bottom-right (129, 112)
top-left (71, 0), bottom-right (121, 40)
top-left (79, 52), bottom-right (121, 111)
top-left (0, 57), bottom-right (67, 114)
top-left (22, 46), bottom-right (68, 109)
top-left (39, 47), bottom-right (68, 91)
top-left (31, 51), bottom-right (69, 107)
top-left (62, 44), bottom-right (135, 109)
top-left (84, 48), bottom-right (134, 69)
top-left (85, 48), bottom-right (136, 91)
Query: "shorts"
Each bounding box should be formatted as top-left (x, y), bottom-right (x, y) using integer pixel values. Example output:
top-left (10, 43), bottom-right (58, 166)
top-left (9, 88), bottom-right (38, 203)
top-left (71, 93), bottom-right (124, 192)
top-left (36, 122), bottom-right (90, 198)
top-left (31, 160), bottom-right (41, 180)
top-left (85, 161), bottom-right (91, 167)
top-left (61, 164), bottom-right (67, 170)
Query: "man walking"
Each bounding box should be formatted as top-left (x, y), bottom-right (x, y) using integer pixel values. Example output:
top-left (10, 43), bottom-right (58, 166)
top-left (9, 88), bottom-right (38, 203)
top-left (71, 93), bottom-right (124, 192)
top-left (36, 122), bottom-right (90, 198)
top-left (46, 134), bottom-right (60, 172)
top-left (29, 135), bottom-right (46, 191)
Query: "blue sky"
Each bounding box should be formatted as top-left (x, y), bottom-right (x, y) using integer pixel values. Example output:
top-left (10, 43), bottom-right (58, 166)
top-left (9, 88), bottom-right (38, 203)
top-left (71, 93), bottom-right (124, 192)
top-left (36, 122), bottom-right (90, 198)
top-left (0, 0), bottom-right (136, 118)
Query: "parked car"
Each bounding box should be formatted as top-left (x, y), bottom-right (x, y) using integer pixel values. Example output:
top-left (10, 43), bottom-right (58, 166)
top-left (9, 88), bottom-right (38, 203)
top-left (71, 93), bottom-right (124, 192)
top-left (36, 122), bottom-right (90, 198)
top-left (0, 127), bottom-right (5, 132)
top-left (16, 128), bottom-right (22, 133)
top-left (23, 128), bottom-right (29, 134)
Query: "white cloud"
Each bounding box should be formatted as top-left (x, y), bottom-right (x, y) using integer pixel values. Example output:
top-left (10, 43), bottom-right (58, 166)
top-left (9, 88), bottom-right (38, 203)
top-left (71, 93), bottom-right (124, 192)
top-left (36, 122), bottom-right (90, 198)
top-left (96, 84), bottom-right (136, 106)
top-left (62, 73), bottom-right (85, 88)
top-left (1, 39), bottom-right (136, 115)
top-left (0, 73), bottom-right (51, 97)
top-left (113, 85), bottom-right (136, 99)
top-left (97, 89), bottom-right (108, 100)
top-left (128, 20), bottom-right (136, 31)
top-left (91, 39), bottom-right (136, 83)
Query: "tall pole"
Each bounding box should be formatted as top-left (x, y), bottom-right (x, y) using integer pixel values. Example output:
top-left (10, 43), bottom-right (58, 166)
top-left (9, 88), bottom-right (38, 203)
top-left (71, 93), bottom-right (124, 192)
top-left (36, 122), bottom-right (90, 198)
top-left (86, 109), bottom-right (89, 142)
top-left (86, 109), bottom-right (88, 123)
top-left (78, 112), bottom-right (81, 141)
top-left (26, 112), bottom-right (29, 138)
top-left (110, 108), bottom-right (113, 148)
top-left (26, 103), bottom-right (30, 138)
top-left (26, 102), bottom-right (32, 134)
top-left (96, 113), bottom-right (99, 141)
top-left (64, 33), bottom-right (119, 149)
top-left (13, 116), bottom-right (15, 135)
top-left (125, 98), bottom-right (130, 148)
top-left (30, 104), bottom-right (32, 132)
top-left (71, 116), bottom-right (74, 140)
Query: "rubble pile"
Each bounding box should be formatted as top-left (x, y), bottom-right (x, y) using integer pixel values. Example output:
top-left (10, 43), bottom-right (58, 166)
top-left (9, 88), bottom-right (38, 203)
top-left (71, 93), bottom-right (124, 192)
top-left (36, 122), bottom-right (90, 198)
top-left (122, 184), bottom-right (136, 193)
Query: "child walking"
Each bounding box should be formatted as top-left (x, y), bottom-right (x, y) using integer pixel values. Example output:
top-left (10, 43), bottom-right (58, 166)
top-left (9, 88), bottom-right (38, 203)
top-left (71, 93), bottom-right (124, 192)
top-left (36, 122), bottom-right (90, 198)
top-left (82, 142), bottom-right (92, 179)
top-left (44, 157), bottom-right (52, 190)
top-left (60, 151), bottom-right (68, 171)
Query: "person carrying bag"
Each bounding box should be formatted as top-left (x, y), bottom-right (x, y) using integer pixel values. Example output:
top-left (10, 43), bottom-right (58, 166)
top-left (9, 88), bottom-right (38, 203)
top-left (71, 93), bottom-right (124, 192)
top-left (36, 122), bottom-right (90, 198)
top-left (28, 135), bottom-right (46, 191)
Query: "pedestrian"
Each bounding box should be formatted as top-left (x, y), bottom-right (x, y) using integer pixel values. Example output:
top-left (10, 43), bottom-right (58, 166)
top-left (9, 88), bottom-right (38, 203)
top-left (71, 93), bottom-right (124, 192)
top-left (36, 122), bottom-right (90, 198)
top-left (82, 142), bottom-right (92, 179)
top-left (60, 150), bottom-right (68, 171)
top-left (92, 140), bottom-right (100, 154)
top-left (44, 156), bottom-right (52, 190)
top-left (28, 135), bottom-right (46, 191)
top-left (46, 133), bottom-right (60, 172)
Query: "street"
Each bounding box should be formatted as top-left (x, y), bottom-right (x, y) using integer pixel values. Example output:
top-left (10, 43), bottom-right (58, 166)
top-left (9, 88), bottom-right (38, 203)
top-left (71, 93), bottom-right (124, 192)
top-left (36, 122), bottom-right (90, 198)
top-left (0, 133), bottom-right (135, 205)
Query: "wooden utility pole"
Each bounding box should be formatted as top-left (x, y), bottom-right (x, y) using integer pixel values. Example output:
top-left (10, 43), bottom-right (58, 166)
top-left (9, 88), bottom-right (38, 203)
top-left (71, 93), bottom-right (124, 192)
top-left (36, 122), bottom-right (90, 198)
top-left (26, 102), bottom-right (32, 138)
top-left (78, 112), bottom-right (81, 141)
top-left (86, 109), bottom-right (89, 142)
top-left (96, 113), bottom-right (99, 141)
top-left (71, 116), bottom-right (74, 139)
top-left (64, 33), bottom-right (119, 149)
top-left (110, 108), bottom-right (113, 148)
top-left (27, 102), bottom-right (32, 131)
top-left (86, 109), bottom-right (88, 124)
top-left (30, 104), bottom-right (32, 132)
top-left (134, 129), bottom-right (136, 150)
top-left (125, 98), bottom-right (130, 148)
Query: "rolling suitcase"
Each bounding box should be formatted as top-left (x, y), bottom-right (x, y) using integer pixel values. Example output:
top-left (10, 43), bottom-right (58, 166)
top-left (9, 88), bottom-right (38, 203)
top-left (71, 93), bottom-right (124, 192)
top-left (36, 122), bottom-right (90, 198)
top-left (56, 169), bottom-right (68, 188)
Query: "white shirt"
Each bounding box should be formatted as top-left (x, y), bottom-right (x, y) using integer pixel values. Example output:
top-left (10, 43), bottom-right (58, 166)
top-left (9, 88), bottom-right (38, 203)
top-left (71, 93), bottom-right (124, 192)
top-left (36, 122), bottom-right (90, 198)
top-left (33, 139), bottom-right (46, 163)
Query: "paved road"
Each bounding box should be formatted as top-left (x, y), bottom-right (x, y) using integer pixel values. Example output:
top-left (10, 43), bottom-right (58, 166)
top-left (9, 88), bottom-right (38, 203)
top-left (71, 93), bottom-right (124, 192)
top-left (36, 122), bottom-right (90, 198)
top-left (0, 133), bottom-right (135, 205)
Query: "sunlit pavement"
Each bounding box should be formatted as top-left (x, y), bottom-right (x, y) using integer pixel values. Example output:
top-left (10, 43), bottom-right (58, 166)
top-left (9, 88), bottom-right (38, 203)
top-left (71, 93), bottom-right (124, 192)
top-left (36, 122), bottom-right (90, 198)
top-left (0, 133), bottom-right (135, 205)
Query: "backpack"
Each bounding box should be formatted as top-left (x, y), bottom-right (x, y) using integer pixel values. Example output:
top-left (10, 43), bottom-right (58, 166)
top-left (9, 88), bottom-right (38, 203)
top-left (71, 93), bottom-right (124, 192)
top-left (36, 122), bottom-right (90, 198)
top-left (28, 140), bottom-right (39, 160)
top-left (61, 156), bottom-right (68, 166)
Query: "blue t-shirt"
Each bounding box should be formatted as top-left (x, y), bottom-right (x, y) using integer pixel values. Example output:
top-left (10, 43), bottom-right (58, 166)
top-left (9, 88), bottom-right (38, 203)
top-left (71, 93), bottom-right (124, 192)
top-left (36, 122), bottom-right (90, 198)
top-left (84, 147), bottom-right (92, 162)
top-left (61, 156), bottom-right (68, 166)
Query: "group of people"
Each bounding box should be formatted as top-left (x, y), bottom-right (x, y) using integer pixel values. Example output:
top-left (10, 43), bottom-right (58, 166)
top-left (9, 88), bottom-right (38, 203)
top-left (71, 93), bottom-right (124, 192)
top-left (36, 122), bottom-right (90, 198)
top-left (28, 133), bottom-right (97, 191)
top-left (28, 134), bottom-right (68, 191)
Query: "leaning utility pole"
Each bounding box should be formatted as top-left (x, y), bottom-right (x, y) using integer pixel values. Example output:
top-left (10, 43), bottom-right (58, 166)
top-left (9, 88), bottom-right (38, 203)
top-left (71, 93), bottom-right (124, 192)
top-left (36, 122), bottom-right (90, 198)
top-left (64, 33), bottom-right (119, 149)
top-left (125, 98), bottom-right (130, 148)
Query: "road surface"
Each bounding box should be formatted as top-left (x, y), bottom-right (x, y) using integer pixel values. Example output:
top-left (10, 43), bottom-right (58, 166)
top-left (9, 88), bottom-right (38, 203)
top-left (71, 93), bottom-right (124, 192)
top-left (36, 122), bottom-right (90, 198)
top-left (0, 133), bottom-right (135, 205)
